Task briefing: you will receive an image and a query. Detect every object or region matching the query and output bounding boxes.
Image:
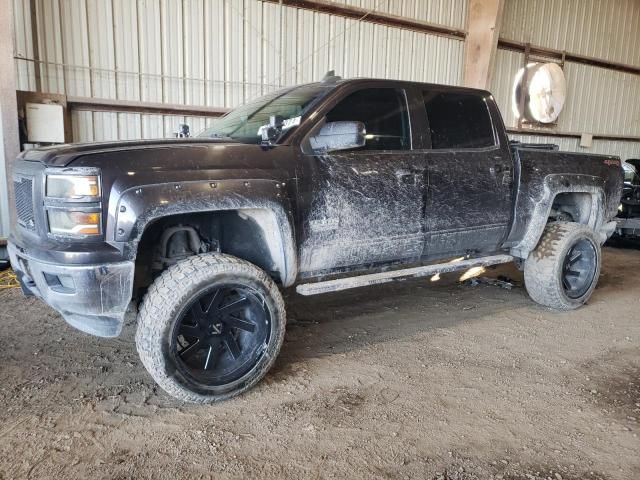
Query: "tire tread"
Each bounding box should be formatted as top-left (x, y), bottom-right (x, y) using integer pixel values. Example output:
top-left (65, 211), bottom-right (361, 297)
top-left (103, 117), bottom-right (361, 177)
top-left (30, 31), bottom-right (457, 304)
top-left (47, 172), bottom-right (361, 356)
top-left (524, 222), bottom-right (600, 310)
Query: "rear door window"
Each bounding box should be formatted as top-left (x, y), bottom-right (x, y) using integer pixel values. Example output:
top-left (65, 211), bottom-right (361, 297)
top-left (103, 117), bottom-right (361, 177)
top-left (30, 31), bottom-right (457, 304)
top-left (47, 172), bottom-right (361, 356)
top-left (326, 88), bottom-right (411, 151)
top-left (422, 91), bottom-right (495, 149)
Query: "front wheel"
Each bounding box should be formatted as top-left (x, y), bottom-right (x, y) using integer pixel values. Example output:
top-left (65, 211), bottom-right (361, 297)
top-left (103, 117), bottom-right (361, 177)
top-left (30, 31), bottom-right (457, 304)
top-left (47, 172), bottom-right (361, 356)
top-left (135, 254), bottom-right (286, 403)
top-left (524, 222), bottom-right (601, 310)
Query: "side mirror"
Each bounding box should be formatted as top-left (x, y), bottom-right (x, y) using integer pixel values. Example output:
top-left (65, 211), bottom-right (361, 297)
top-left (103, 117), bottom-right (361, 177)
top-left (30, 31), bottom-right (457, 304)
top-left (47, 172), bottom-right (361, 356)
top-left (176, 123), bottom-right (190, 138)
top-left (259, 115), bottom-right (285, 144)
top-left (309, 121), bottom-right (366, 153)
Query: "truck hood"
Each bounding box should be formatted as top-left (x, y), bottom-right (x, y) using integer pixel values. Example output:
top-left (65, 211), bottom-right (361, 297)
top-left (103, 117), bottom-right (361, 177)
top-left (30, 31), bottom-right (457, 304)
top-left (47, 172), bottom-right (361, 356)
top-left (19, 138), bottom-right (239, 167)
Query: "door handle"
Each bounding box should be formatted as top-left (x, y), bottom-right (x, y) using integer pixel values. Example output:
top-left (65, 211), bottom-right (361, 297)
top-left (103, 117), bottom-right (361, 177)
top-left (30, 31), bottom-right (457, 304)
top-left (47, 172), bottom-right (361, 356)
top-left (490, 164), bottom-right (512, 184)
top-left (490, 164), bottom-right (511, 175)
top-left (395, 169), bottom-right (423, 185)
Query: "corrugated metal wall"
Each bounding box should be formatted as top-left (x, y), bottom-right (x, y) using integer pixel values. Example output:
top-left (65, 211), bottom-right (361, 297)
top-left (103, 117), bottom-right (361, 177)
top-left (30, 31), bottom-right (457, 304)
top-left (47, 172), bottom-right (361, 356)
top-left (497, 0), bottom-right (640, 157)
top-left (13, 0), bottom-right (466, 142)
top-left (501, 0), bottom-right (640, 68)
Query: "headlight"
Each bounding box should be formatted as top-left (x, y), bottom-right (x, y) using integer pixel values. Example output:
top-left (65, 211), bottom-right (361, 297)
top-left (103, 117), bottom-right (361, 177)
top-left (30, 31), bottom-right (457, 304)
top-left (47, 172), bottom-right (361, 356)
top-left (46, 175), bottom-right (100, 199)
top-left (48, 210), bottom-right (101, 236)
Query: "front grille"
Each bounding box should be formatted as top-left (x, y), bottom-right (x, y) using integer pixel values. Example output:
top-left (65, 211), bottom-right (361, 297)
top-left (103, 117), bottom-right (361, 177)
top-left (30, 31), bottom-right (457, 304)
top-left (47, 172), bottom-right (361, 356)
top-left (14, 176), bottom-right (35, 230)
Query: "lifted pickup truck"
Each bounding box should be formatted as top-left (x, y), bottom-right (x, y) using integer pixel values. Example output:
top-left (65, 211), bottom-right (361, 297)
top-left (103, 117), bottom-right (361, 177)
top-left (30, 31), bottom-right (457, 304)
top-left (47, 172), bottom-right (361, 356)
top-left (8, 78), bottom-right (623, 403)
top-left (615, 159), bottom-right (640, 238)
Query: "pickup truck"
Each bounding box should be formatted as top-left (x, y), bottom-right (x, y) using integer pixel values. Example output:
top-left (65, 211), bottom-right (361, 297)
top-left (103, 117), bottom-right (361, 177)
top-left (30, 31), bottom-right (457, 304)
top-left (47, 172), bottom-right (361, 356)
top-left (8, 78), bottom-right (623, 403)
top-left (615, 159), bottom-right (640, 238)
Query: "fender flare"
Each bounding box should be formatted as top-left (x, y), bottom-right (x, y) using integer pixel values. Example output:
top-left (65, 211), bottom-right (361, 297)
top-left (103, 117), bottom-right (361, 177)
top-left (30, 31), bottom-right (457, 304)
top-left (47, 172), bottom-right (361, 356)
top-left (510, 174), bottom-right (606, 258)
top-left (107, 178), bottom-right (298, 286)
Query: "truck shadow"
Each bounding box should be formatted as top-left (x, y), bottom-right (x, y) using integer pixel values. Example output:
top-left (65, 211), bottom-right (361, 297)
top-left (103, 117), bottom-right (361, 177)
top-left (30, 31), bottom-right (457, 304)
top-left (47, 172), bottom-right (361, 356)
top-left (275, 263), bottom-right (529, 368)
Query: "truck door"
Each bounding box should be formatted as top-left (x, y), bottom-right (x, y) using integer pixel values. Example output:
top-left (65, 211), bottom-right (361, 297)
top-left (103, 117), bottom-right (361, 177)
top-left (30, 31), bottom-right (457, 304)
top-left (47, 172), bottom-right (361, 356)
top-left (297, 86), bottom-right (427, 274)
top-left (420, 89), bottom-right (514, 257)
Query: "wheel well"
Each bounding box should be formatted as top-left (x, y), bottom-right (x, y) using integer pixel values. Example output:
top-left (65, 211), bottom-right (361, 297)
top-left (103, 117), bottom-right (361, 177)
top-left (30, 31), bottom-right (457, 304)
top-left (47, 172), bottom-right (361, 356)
top-left (549, 192), bottom-right (594, 224)
top-left (133, 209), bottom-right (287, 294)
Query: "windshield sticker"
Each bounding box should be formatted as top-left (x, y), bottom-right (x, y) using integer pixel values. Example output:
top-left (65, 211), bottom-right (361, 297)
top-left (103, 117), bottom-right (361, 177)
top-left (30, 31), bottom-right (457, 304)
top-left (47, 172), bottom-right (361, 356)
top-left (282, 116), bottom-right (301, 130)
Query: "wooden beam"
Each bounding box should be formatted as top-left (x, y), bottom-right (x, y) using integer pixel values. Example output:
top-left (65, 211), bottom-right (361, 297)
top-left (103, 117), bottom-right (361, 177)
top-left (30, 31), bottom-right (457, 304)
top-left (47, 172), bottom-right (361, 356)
top-left (260, 0), bottom-right (466, 40)
top-left (0, 0), bottom-right (20, 235)
top-left (464, 0), bottom-right (505, 89)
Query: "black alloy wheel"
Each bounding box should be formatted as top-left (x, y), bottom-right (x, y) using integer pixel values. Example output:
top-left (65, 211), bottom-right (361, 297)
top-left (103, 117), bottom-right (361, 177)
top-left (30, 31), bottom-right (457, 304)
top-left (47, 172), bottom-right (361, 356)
top-left (170, 285), bottom-right (270, 388)
top-left (561, 238), bottom-right (598, 299)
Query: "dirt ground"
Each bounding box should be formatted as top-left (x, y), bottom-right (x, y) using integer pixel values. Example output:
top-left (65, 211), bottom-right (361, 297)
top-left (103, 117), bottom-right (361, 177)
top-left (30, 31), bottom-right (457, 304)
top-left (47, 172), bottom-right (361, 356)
top-left (0, 246), bottom-right (639, 480)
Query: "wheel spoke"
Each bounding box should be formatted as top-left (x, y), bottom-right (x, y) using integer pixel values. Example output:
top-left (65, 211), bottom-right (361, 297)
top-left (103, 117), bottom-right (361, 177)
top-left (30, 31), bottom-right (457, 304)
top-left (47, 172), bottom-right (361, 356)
top-left (203, 289), bottom-right (223, 313)
top-left (224, 332), bottom-right (242, 359)
top-left (568, 251), bottom-right (583, 265)
top-left (190, 301), bottom-right (206, 325)
top-left (218, 296), bottom-right (250, 315)
top-left (223, 316), bottom-right (257, 333)
top-left (179, 324), bottom-right (201, 338)
top-left (203, 346), bottom-right (213, 370)
top-left (179, 339), bottom-right (204, 360)
top-left (204, 339), bottom-right (225, 370)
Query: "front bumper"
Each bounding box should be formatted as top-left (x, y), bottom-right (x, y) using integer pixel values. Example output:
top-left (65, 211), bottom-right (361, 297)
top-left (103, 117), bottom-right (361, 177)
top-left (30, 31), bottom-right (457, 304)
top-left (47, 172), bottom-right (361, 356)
top-left (8, 241), bottom-right (135, 337)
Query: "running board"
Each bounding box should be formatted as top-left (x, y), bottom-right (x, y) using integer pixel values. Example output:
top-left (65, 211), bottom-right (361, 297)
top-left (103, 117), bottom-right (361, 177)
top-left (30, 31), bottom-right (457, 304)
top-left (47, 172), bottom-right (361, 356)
top-left (296, 254), bottom-right (514, 296)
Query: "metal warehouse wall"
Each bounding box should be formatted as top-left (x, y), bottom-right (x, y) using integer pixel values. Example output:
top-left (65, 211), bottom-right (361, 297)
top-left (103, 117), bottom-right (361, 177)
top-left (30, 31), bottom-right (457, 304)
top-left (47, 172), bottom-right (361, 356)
top-left (495, 0), bottom-right (640, 159)
top-left (501, 0), bottom-right (640, 67)
top-left (12, 0), bottom-right (466, 142)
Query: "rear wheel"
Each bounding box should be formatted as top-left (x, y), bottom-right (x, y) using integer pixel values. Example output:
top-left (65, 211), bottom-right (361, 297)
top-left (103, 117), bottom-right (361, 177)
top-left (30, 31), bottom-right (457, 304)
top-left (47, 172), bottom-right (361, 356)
top-left (524, 222), bottom-right (601, 310)
top-left (135, 253), bottom-right (286, 403)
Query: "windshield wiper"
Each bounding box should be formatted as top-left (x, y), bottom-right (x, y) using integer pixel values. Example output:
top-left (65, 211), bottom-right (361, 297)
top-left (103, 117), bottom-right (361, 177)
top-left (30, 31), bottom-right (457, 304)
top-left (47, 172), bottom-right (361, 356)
top-left (207, 132), bottom-right (232, 139)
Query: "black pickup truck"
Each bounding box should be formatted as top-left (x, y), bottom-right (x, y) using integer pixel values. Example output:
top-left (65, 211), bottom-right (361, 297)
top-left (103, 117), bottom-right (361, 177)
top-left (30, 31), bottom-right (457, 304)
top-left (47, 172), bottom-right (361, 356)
top-left (8, 78), bottom-right (623, 403)
top-left (615, 159), bottom-right (640, 238)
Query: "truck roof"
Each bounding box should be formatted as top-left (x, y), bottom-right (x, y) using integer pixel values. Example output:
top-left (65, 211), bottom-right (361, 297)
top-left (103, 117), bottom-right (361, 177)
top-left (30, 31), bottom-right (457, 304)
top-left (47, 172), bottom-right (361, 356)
top-left (313, 77), bottom-right (494, 98)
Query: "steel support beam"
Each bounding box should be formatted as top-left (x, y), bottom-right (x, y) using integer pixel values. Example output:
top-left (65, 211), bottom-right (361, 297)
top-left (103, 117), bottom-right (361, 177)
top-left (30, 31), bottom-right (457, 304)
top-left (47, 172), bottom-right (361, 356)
top-left (260, 0), bottom-right (466, 40)
top-left (498, 39), bottom-right (640, 77)
top-left (464, 0), bottom-right (505, 90)
top-left (66, 96), bottom-right (230, 117)
top-left (0, 0), bottom-right (20, 237)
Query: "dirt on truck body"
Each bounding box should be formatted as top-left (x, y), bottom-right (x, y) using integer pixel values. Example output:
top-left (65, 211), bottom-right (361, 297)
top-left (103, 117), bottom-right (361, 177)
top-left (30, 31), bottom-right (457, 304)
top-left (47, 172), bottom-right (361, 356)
top-left (8, 76), bottom-right (624, 403)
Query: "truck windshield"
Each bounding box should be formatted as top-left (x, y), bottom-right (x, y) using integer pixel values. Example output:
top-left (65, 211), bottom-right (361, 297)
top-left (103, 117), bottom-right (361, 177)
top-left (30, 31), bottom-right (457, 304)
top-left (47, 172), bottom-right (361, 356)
top-left (198, 84), bottom-right (334, 144)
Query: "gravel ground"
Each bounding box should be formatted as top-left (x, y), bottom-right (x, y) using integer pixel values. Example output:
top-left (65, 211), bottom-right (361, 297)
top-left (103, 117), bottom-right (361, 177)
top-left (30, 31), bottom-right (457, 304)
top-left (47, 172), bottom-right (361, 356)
top-left (0, 246), bottom-right (638, 479)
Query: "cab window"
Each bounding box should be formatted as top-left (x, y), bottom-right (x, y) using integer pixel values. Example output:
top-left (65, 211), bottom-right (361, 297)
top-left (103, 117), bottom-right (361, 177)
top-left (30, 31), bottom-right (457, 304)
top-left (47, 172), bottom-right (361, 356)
top-left (326, 88), bottom-right (411, 151)
top-left (423, 91), bottom-right (496, 149)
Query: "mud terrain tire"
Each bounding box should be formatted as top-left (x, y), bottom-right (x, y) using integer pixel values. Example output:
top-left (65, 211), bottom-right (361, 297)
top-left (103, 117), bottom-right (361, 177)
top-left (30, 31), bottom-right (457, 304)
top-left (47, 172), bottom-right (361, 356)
top-left (135, 253), bottom-right (286, 403)
top-left (524, 222), bottom-right (601, 310)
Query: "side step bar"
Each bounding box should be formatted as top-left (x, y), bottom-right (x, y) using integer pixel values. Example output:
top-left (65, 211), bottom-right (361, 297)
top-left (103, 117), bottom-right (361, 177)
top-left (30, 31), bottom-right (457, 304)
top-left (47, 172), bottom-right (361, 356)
top-left (296, 254), bottom-right (514, 296)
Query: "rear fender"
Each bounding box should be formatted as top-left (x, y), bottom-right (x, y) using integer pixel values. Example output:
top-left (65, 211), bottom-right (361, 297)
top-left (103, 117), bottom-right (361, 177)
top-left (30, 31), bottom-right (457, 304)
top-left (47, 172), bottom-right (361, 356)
top-left (510, 174), bottom-right (606, 258)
